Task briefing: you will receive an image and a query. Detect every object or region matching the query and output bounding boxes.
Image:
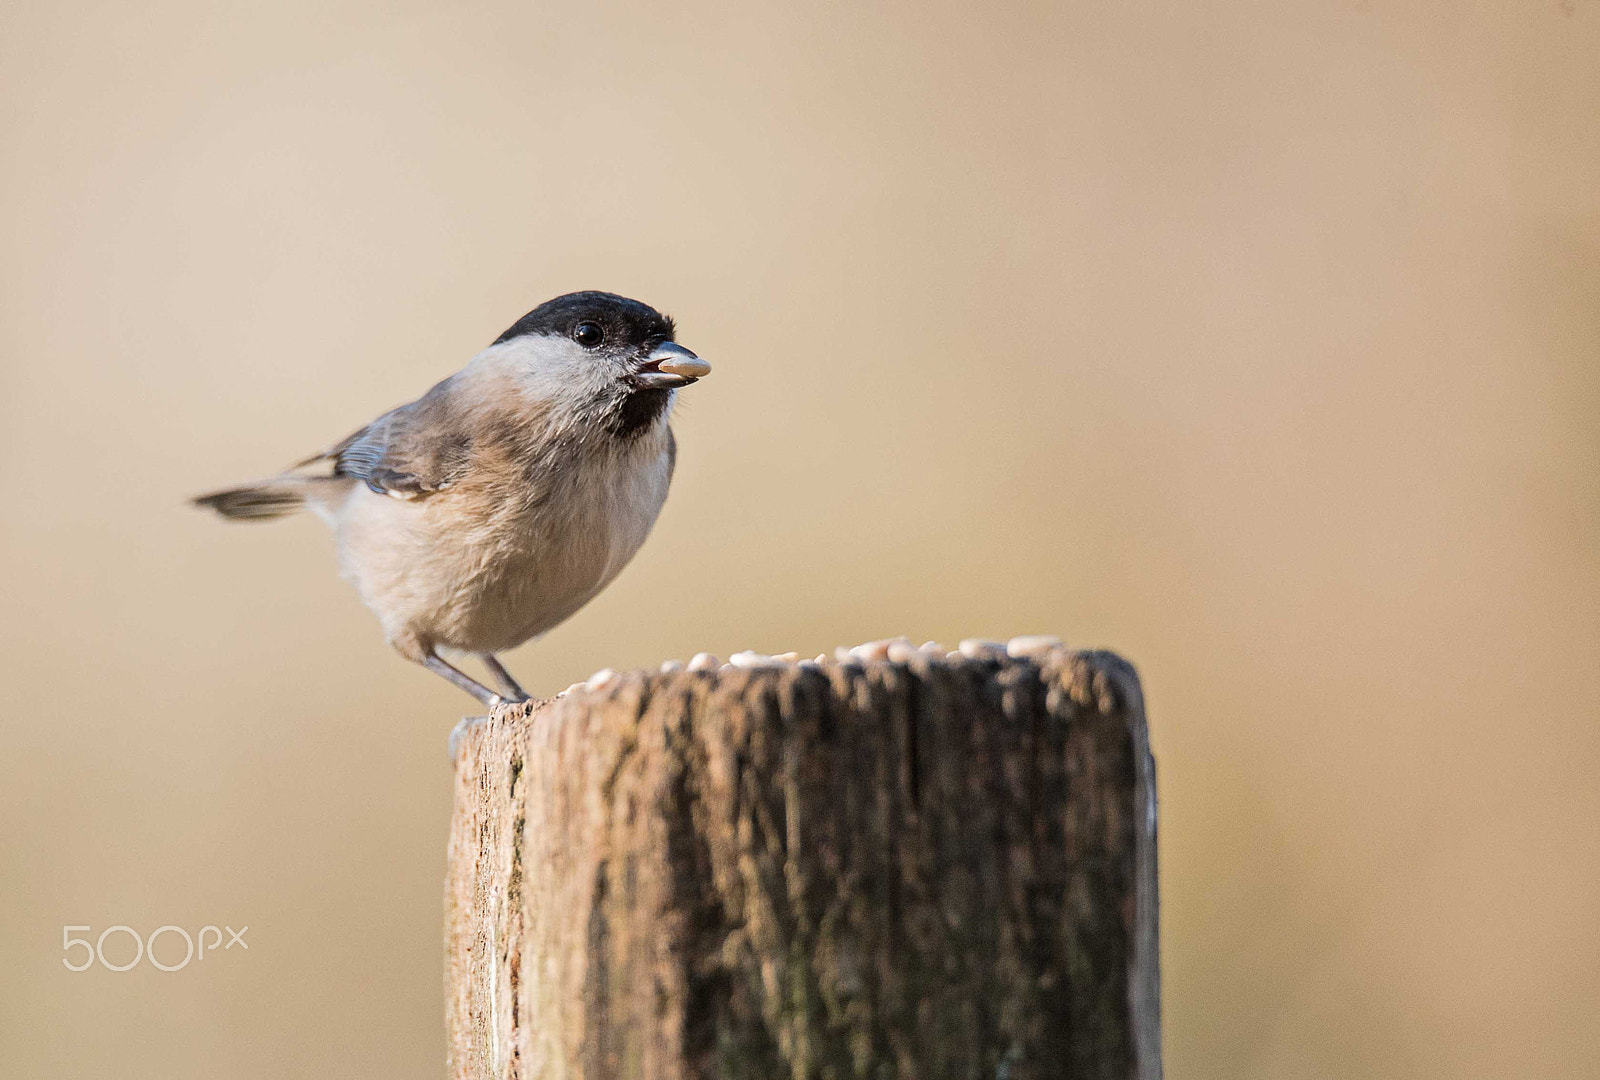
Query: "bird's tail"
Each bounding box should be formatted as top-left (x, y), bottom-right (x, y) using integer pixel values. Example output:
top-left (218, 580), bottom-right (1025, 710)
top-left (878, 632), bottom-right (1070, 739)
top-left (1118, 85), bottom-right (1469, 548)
top-left (192, 477), bottom-right (315, 521)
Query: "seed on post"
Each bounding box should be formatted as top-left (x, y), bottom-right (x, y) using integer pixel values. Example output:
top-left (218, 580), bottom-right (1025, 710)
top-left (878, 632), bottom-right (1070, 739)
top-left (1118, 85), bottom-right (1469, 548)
top-left (1006, 635), bottom-right (1063, 659)
top-left (850, 638), bottom-right (909, 663)
top-left (958, 639), bottom-right (1008, 661)
top-left (886, 640), bottom-right (920, 663)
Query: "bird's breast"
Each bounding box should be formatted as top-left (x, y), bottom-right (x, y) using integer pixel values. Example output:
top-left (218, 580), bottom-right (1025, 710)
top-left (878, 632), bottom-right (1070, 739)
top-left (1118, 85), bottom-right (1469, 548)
top-left (439, 427), bottom-right (675, 649)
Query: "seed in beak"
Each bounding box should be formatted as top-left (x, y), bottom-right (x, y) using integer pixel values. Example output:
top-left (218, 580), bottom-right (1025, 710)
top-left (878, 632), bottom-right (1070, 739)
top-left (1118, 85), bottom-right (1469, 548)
top-left (656, 356), bottom-right (711, 379)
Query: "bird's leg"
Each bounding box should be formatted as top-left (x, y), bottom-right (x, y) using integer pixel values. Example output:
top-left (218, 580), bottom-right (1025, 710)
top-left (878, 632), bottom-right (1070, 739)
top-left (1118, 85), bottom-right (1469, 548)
top-left (422, 650), bottom-right (505, 708)
top-left (481, 655), bottom-right (530, 702)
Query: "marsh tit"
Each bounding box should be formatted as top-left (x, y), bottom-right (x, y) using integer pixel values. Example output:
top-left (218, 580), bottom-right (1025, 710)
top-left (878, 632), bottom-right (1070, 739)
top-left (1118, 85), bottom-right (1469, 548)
top-left (194, 291), bottom-right (711, 707)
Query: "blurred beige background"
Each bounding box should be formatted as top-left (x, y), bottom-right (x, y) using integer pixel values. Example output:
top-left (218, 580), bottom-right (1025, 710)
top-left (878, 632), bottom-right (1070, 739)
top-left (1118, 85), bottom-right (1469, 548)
top-left (3, 1), bottom-right (1597, 1076)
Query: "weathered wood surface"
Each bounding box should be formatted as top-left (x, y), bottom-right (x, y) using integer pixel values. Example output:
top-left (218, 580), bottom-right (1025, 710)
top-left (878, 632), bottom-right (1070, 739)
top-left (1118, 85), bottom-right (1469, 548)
top-left (446, 647), bottom-right (1160, 1080)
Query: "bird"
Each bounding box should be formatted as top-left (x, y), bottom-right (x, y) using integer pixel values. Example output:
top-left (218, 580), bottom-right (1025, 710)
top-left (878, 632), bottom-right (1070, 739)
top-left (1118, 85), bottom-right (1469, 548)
top-left (193, 290), bottom-right (711, 708)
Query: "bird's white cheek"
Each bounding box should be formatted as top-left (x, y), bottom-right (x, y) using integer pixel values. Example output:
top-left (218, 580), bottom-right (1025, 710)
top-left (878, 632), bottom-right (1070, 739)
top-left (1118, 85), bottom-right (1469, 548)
top-left (469, 335), bottom-right (613, 406)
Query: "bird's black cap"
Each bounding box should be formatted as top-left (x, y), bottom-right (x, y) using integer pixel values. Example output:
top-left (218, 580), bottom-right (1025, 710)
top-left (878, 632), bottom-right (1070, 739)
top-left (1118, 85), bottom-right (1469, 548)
top-left (492, 291), bottom-right (675, 348)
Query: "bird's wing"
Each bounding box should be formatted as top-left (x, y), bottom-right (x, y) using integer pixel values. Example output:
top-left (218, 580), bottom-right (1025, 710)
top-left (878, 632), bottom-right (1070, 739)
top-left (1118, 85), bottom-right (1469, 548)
top-left (293, 377), bottom-right (469, 500)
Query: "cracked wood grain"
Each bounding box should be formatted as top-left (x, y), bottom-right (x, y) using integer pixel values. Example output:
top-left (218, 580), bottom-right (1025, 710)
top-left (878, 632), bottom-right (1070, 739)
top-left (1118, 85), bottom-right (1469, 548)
top-left (445, 649), bottom-right (1160, 1080)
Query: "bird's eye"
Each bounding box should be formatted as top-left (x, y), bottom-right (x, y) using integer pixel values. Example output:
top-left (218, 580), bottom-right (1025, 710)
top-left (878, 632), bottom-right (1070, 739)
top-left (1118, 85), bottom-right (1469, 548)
top-left (573, 322), bottom-right (605, 348)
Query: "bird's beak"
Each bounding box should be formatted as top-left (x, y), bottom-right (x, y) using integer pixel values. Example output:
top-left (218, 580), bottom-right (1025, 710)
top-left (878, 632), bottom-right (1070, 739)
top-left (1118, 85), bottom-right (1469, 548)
top-left (634, 341), bottom-right (711, 389)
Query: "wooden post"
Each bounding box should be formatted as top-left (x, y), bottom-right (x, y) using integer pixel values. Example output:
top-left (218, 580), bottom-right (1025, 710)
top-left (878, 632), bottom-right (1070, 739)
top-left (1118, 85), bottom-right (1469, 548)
top-left (445, 646), bottom-right (1160, 1080)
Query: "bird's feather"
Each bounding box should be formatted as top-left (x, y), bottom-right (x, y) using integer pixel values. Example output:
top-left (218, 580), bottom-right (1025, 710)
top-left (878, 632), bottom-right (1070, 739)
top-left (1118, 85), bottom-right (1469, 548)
top-left (294, 376), bottom-right (474, 499)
